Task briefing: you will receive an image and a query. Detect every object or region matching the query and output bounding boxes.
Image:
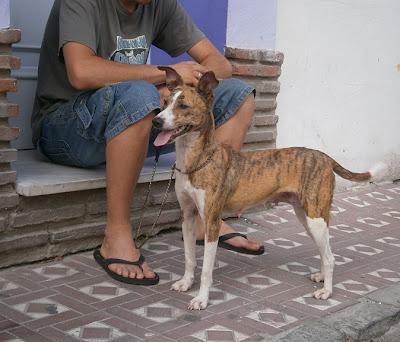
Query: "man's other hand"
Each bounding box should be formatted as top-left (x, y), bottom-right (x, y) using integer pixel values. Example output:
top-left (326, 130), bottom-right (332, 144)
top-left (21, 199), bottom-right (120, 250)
top-left (170, 61), bottom-right (208, 86)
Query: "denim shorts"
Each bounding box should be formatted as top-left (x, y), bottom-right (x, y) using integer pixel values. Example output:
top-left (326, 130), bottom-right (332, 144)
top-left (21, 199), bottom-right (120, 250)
top-left (38, 78), bottom-right (254, 168)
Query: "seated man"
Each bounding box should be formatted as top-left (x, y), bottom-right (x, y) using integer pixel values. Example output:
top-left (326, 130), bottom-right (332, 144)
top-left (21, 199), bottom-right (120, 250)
top-left (32, 0), bottom-right (263, 285)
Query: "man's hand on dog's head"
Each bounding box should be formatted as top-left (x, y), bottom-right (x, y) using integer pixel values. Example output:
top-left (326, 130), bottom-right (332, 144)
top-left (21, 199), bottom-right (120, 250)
top-left (170, 61), bottom-right (209, 86)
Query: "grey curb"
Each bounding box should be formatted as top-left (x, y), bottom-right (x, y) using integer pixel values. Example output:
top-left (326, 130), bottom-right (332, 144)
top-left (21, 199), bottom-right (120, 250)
top-left (261, 284), bottom-right (400, 342)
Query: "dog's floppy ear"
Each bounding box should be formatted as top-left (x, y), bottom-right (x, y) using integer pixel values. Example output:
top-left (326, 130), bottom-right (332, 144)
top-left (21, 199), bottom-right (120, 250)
top-left (197, 71), bottom-right (219, 97)
top-left (158, 66), bottom-right (184, 92)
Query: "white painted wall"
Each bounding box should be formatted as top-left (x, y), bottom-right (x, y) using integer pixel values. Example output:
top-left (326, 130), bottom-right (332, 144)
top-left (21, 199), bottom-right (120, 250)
top-left (275, 0), bottom-right (400, 184)
top-left (227, 0), bottom-right (277, 49)
top-left (0, 0), bottom-right (10, 29)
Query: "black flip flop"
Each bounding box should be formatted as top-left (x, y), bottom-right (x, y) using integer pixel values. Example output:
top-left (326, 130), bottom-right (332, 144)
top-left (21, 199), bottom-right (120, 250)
top-left (93, 249), bottom-right (159, 286)
top-left (195, 232), bottom-right (265, 255)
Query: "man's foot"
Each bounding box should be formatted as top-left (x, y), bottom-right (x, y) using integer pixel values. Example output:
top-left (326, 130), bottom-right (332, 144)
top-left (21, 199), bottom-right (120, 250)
top-left (196, 221), bottom-right (262, 252)
top-left (99, 226), bottom-right (156, 280)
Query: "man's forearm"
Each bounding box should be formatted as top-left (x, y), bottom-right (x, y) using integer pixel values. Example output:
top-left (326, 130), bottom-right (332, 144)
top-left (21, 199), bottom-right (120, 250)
top-left (201, 54), bottom-right (233, 80)
top-left (67, 54), bottom-right (166, 90)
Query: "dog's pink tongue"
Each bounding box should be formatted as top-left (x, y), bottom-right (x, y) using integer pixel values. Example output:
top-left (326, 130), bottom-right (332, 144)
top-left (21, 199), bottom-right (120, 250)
top-left (154, 130), bottom-right (174, 147)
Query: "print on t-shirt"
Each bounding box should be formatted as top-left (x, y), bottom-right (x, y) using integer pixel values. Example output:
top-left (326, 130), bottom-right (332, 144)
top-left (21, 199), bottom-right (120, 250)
top-left (109, 35), bottom-right (148, 64)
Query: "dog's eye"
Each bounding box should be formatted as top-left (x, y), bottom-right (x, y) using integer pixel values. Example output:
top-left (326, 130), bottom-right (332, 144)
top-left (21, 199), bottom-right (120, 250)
top-left (179, 103), bottom-right (189, 110)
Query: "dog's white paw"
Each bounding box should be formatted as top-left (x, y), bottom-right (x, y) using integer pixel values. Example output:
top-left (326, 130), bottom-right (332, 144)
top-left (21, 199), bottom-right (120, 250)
top-left (171, 278), bottom-right (193, 292)
top-left (313, 288), bottom-right (332, 300)
top-left (188, 296), bottom-right (208, 310)
top-left (310, 272), bottom-right (324, 283)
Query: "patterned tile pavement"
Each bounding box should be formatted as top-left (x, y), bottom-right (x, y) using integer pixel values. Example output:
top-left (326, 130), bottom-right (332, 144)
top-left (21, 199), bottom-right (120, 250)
top-left (0, 183), bottom-right (399, 341)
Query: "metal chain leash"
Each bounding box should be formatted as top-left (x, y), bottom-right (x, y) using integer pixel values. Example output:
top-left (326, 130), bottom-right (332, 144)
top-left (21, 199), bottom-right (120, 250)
top-left (134, 148), bottom-right (176, 249)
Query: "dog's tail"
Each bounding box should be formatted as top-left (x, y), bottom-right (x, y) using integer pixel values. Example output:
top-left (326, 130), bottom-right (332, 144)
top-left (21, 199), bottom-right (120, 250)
top-left (330, 159), bottom-right (387, 183)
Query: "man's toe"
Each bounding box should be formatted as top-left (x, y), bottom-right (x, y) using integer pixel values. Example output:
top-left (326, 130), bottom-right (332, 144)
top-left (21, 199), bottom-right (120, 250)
top-left (128, 269), bottom-right (137, 278)
top-left (122, 268), bottom-right (129, 278)
top-left (142, 262), bottom-right (156, 279)
top-left (135, 268), bottom-right (144, 279)
top-left (245, 239), bottom-right (262, 251)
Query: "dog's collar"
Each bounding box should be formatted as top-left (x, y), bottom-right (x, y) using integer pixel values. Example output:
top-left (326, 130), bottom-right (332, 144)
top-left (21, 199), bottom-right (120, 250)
top-left (174, 148), bottom-right (217, 175)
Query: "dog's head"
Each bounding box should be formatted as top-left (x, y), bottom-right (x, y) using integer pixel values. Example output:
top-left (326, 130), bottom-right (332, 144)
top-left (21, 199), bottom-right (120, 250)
top-left (153, 66), bottom-right (219, 146)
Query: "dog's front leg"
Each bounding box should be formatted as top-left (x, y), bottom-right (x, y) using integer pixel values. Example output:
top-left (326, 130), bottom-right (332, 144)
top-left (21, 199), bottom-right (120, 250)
top-left (188, 220), bottom-right (219, 310)
top-left (171, 210), bottom-right (197, 292)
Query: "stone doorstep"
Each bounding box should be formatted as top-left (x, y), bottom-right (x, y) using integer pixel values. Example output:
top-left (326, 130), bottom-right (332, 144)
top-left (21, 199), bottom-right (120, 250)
top-left (267, 284), bottom-right (400, 342)
top-left (12, 150), bottom-right (176, 197)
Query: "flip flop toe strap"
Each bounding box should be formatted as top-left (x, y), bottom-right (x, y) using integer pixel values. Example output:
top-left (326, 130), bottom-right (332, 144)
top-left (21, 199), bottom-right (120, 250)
top-left (97, 251), bottom-right (146, 270)
top-left (218, 232), bottom-right (248, 243)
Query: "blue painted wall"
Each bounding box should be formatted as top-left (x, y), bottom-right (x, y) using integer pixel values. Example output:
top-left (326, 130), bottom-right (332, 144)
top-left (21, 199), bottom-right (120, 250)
top-left (151, 0), bottom-right (228, 65)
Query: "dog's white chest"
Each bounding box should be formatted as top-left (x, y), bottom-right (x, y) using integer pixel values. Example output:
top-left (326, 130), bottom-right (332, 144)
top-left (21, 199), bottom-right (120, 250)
top-left (176, 174), bottom-right (206, 217)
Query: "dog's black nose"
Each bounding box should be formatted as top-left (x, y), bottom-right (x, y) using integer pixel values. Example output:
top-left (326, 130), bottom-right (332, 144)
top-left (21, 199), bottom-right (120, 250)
top-left (152, 116), bottom-right (164, 129)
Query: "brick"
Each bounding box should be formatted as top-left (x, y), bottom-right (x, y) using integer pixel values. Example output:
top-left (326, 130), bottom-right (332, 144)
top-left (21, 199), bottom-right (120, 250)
top-left (255, 98), bottom-right (277, 111)
top-left (0, 125), bottom-right (19, 141)
top-left (131, 208), bottom-right (181, 228)
top-left (0, 102), bottom-right (19, 117)
top-left (48, 236), bottom-right (103, 257)
top-left (0, 192), bottom-right (18, 209)
top-left (258, 50), bottom-right (285, 65)
top-left (0, 216), bottom-right (6, 232)
top-left (0, 78), bottom-right (17, 93)
top-left (11, 204), bottom-right (85, 228)
top-left (0, 231), bottom-right (48, 253)
top-left (249, 80), bottom-right (280, 94)
top-left (225, 47), bottom-right (260, 62)
top-left (244, 130), bottom-right (276, 143)
top-left (225, 47), bottom-right (284, 65)
top-left (0, 56), bottom-right (21, 70)
top-left (86, 201), bottom-right (107, 215)
top-left (150, 191), bottom-right (178, 206)
top-left (0, 148), bottom-right (17, 162)
top-left (0, 29), bottom-right (21, 44)
top-left (232, 64), bottom-right (281, 78)
top-left (253, 115), bottom-right (279, 127)
top-left (0, 245), bottom-right (49, 268)
top-left (50, 222), bottom-right (105, 243)
top-left (0, 171), bottom-right (16, 185)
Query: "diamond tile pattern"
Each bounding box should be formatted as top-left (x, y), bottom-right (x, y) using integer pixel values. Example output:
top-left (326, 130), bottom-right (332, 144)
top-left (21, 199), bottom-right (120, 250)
top-left (334, 280), bottom-right (377, 295)
top-left (79, 281), bottom-right (131, 301)
top-left (13, 298), bottom-right (69, 319)
top-left (0, 183), bottom-right (399, 340)
top-left (278, 262), bottom-right (318, 275)
top-left (246, 308), bottom-right (298, 328)
top-left (68, 321), bottom-right (126, 340)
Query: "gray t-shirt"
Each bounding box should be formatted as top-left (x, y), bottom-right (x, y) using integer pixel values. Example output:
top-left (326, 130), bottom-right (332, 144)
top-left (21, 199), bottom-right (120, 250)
top-left (32, 0), bottom-right (205, 146)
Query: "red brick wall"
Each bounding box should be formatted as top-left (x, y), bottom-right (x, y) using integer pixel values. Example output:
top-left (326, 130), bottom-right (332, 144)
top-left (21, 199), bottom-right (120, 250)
top-left (226, 47), bottom-right (284, 151)
top-left (0, 29), bottom-right (21, 214)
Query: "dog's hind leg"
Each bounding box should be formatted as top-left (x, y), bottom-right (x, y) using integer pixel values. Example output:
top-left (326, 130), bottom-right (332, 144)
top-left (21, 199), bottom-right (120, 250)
top-left (188, 218), bottom-right (219, 310)
top-left (293, 204), bottom-right (326, 283)
top-left (306, 216), bottom-right (335, 300)
top-left (171, 201), bottom-right (198, 293)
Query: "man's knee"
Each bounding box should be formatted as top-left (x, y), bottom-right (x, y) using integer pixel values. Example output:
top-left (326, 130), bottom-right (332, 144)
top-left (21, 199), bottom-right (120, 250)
top-left (213, 78), bottom-right (255, 127)
top-left (215, 78), bottom-right (254, 100)
top-left (105, 80), bottom-right (161, 141)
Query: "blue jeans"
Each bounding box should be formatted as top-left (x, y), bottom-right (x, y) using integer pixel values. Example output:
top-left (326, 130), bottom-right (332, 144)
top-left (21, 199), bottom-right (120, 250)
top-left (38, 78), bottom-right (254, 168)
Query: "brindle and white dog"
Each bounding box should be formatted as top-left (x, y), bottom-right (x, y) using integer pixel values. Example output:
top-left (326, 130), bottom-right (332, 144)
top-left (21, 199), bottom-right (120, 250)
top-left (152, 66), bottom-right (385, 310)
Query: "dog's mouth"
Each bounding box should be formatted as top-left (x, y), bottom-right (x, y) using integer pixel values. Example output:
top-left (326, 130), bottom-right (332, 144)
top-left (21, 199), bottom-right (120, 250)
top-left (154, 125), bottom-right (192, 146)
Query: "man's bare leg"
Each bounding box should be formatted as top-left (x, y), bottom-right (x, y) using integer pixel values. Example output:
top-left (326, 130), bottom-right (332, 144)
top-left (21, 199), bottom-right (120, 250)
top-left (196, 95), bottom-right (262, 251)
top-left (100, 113), bottom-right (156, 279)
